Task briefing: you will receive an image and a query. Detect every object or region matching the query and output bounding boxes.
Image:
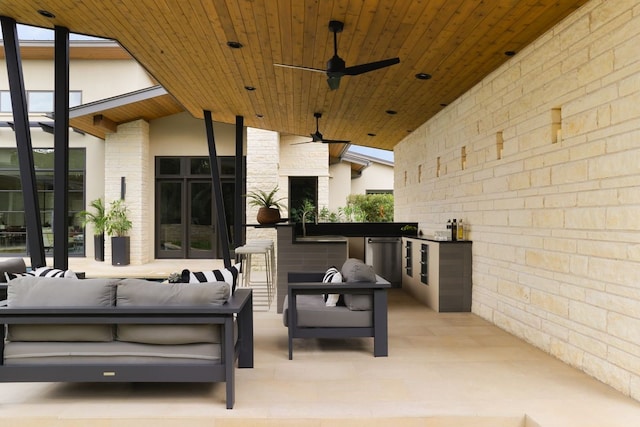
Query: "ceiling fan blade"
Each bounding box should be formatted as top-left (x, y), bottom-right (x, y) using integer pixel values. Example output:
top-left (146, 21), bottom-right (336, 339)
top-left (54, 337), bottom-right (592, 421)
top-left (274, 63), bottom-right (326, 74)
top-left (291, 140), bottom-right (313, 145)
top-left (322, 139), bottom-right (351, 144)
top-left (343, 57), bottom-right (400, 76)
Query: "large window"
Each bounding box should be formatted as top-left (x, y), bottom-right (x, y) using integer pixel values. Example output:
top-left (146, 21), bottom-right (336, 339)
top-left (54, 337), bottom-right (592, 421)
top-left (0, 90), bottom-right (82, 113)
top-left (156, 156), bottom-right (243, 259)
top-left (0, 148), bottom-right (86, 256)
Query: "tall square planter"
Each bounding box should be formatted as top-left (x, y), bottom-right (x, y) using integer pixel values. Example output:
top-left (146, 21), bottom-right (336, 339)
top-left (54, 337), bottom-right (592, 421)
top-left (111, 236), bottom-right (130, 266)
top-left (94, 234), bottom-right (105, 262)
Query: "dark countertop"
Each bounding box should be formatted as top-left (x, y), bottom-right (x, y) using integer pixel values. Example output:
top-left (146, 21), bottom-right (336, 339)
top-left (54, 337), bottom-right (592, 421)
top-left (291, 222), bottom-right (418, 238)
top-left (404, 235), bottom-right (472, 243)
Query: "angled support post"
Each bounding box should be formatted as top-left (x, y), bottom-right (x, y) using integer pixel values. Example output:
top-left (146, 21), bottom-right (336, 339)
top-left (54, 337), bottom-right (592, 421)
top-left (53, 25), bottom-right (70, 269)
top-left (1, 16), bottom-right (45, 268)
top-left (234, 115), bottom-right (244, 247)
top-left (204, 110), bottom-right (232, 268)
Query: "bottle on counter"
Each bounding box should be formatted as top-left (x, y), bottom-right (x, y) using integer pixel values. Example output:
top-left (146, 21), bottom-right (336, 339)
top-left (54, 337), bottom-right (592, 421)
top-left (451, 219), bottom-right (457, 241)
top-left (457, 219), bottom-right (464, 241)
top-left (446, 219), bottom-right (452, 239)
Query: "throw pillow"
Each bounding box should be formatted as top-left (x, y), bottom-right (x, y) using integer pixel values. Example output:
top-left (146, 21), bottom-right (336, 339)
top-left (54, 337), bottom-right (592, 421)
top-left (0, 258), bottom-right (27, 283)
top-left (181, 263), bottom-right (240, 292)
top-left (323, 266), bottom-right (343, 307)
top-left (4, 272), bottom-right (34, 282)
top-left (32, 267), bottom-right (78, 279)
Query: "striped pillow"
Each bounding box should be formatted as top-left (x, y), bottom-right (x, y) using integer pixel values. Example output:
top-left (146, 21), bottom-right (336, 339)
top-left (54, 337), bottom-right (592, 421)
top-left (323, 266), bottom-right (343, 307)
top-left (32, 267), bottom-right (78, 279)
top-left (181, 263), bottom-right (240, 292)
top-left (4, 271), bottom-right (35, 281)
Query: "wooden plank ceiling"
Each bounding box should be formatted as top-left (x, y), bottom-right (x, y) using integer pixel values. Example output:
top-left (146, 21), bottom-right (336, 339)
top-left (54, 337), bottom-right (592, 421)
top-left (0, 0), bottom-right (588, 151)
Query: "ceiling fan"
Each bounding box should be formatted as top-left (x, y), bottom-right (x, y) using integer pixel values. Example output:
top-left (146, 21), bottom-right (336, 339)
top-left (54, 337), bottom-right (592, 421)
top-left (275, 20), bottom-right (400, 90)
top-left (293, 112), bottom-right (351, 144)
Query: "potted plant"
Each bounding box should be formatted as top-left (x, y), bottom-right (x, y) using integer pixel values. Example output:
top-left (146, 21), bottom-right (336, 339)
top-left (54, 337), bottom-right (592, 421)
top-left (246, 186), bottom-right (286, 224)
top-left (77, 198), bottom-right (107, 261)
top-left (105, 199), bottom-right (133, 266)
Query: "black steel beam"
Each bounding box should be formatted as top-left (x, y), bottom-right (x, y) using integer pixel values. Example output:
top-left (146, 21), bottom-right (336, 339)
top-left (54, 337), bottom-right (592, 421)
top-left (204, 110), bottom-right (231, 268)
top-left (53, 26), bottom-right (70, 269)
top-left (0, 16), bottom-right (45, 268)
top-left (234, 115), bottom-right (244, 247)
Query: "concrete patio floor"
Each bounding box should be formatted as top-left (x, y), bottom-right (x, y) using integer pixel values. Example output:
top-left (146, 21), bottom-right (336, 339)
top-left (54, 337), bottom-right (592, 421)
top-left (1, 258), bottom-right (639, 426)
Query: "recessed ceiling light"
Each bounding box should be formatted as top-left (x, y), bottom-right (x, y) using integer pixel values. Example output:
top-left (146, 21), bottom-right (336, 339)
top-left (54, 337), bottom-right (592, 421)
top-left (504, 51), bottom-right (516, 57)
top-left (440, 103), bottom-right (448, 107)
top-left (37, 9), bottom-right (55, 18)
top-left (256, 114), bottom-right (264, 118)
top-left (415, 73), bottom-right (432, 80)
top-left (385, 110), bottom-right (397, 115)
top-left (244, 86), bottom-right (256, 91)
top-left (227, 41), bottom-right (243, 49)
top-left (367, 133), bottom-right (376, 137)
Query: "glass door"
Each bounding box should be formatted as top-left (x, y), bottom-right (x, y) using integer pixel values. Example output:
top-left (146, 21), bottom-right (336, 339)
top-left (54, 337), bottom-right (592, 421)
top-left (188, 180), bottom-right (215, 258)
top-left (157, 180), bottom-right (185, 257)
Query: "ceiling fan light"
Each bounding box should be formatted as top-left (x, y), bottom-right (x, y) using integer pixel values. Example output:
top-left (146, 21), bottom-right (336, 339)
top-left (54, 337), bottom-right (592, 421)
top-left (327, 76), bottom-right (341, 90)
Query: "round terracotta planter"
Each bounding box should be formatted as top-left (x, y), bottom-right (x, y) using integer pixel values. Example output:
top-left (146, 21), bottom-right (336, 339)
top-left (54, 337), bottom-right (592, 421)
top-left (256, 207), bottom-right (281, 224)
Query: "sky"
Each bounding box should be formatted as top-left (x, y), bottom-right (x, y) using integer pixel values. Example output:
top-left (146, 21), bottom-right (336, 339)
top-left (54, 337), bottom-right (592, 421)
top-left (6, 25), bottom-right (394, 163)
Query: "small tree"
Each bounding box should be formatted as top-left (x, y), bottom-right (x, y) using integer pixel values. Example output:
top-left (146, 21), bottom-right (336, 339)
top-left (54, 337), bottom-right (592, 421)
top-left (346, 193), bottom-right (394, 222)
top-left (77, 198), bottom-right (107, 236)
top-left (105, 199), bottom-right (133, 237)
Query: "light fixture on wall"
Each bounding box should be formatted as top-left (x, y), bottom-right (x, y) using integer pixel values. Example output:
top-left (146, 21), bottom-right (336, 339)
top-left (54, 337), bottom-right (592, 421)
top-left (120, 177), bottom-right (126, 200)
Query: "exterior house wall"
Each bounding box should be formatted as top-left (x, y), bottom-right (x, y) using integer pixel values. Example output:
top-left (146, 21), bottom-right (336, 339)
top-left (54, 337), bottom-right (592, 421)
top-left (350, 162), bottom-right (394, 194)
top-left (395, 0), bottom-right (640, 400)
top-left (0, 58), bottom-right (154, 104)
top-left (328, 162), bottom-right (351, 210)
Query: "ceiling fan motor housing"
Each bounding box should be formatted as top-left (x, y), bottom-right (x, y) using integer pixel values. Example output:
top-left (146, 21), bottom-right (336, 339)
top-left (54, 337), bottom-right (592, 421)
top-left (327, 55), bottom-right (346, 74)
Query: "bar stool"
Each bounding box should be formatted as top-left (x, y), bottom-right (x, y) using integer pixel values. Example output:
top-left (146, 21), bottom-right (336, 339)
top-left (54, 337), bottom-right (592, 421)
top-left (235, 241), bottom-right (273, 310)
top-left (246, 239), bottom-right (276, 291)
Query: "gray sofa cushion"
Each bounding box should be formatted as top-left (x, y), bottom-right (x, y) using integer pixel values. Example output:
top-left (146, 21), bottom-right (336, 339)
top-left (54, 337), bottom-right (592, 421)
top-left (340, 258), bottom-right (376, 311)
top-left (0, 257), bottom-right (26, 283)
top-left (116, 279), bottom-right (230, 306)
top-left (283, 294), bottom-right (372, 328)
top-left (3, 341), bottom-right (221, 364)
top-left (116, 279), bottom-right (229, 344)
top-left (7, 277), bottom-right (118, 342)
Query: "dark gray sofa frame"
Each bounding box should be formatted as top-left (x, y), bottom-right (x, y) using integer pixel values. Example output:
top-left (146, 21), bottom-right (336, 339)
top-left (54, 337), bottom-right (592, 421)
top-left (0, 288), bottom-right (253, 409)
top-left (287, 272), bottom-right (390, 360)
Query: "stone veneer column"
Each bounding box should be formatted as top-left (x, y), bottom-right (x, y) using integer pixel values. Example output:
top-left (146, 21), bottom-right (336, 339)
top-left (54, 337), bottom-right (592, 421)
top-left (246, 127), bottom-right (280, 242)
top-left (104, 119), bottom-right (150, 265)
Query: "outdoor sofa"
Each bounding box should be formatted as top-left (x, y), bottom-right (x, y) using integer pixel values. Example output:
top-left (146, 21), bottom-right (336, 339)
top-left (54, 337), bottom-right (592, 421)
top-left (0, 273), bottom-right (253, 409)
top-left (283, 258), bottom-right (391, 359)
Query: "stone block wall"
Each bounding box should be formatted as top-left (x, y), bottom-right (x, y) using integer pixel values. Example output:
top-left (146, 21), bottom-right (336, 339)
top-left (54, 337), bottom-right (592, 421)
top-left (395, 0), bottom-right (640, 399)
top-left (245, 127), bottom-right (279, 246)
top-left (104, 119), bottom-right (150, 265)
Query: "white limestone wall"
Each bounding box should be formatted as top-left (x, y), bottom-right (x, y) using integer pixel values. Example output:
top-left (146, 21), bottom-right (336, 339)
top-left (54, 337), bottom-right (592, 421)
top-left (279, 134), bottom-right (330, 213)
top-left (104, 119), bottom-right (150, 265)
top-left (245, 127), bottom-right (279, 244)
top-left (395, 0), bottom-right (640, 400)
